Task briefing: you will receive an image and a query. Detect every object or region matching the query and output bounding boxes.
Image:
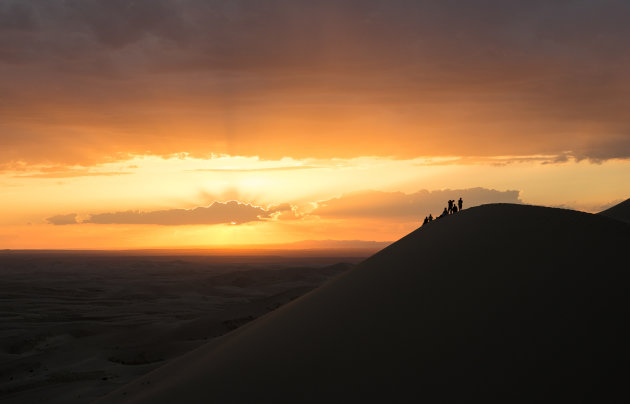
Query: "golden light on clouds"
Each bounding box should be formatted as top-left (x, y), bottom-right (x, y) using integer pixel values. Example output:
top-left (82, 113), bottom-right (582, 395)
top-left (1, 1), bottom-right (629, 248)
top-left (1, 153), bottom-right (629, 248)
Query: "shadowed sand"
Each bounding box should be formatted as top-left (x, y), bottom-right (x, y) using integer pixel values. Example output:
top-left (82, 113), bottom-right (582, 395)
top-left (599, 197), bottom-right (630, 224)
top-left (98, 203), bottom-right (630, 403)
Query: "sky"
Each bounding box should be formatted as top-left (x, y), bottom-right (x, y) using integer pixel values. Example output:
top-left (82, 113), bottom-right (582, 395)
top-left (1, 0), bottom-right (629, 249)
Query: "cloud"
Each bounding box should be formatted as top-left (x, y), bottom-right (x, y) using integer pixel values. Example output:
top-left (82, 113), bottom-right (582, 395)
top-left (571, 134), bottom-right (630, 163)
top-left (312, 188), bottom-right (522, 220)
top-left (1, 1), bottom-right (630, 165)
top-left (43, 188), bottom-right (521, 226)
top-left (82, 200), bottom-right (294, 225)
top-left (187, 165), bottom-right (320, 172)
top-left (266, 203), bottom-right (304, 221)
top-left (0, 160), bottom-right (135, 176)
top-left (46, 213), bottom-right (78, 225)
top-left (14, 171), bottom-right (132, 178)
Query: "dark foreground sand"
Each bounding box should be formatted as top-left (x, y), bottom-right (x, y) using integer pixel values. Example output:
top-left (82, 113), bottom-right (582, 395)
top-left (0, 253), bottom-right (360, 403)
top-left (98, 203), bottom-right (630, 403)
top-left (599, 197), bottom-right (630, 224)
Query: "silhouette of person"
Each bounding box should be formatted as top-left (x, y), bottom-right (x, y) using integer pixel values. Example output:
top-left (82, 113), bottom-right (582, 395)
top-left (452, 205), bottom-right (458, 213)
top-left (428, 214), bottom-right (433, 222)
top-left (458, 197), bottom-right (463, 211)
top-left (423, 217), bottom-right (428, 225)
top-left (448, 199), bottom-right (453, 214)
top-left (441, 207), bottom-right (448, 217)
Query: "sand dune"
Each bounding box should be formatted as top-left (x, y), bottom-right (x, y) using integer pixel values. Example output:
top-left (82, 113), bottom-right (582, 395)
top-left (599, 197), bottom-right (630, 224)
top-left (99, 203), bottom-right (630, 403)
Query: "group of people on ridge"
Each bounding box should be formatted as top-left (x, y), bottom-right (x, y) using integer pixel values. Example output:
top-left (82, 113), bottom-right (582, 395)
top-left (422, 197), bottom-right (463, 225)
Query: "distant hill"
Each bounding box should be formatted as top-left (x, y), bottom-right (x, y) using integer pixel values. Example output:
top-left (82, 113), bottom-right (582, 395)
top-left (279, 239), bottom-right (391, 250)
top-left (598, 198), bottom-right (630, 224)
top-left (100, 204), bottom-right (630, 403)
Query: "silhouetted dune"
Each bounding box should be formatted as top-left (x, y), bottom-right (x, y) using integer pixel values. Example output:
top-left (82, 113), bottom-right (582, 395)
top-left (100, 204), bottom-right (630, 403)
top-left (599, 198), bottom-right (630, 224)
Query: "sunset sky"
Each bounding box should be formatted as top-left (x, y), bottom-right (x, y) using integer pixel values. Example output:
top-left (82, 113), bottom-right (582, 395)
top-left (1, 0), bottom-right (629, 249)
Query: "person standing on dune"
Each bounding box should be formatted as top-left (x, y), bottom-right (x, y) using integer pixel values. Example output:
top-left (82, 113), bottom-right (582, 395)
top-left (458, 197), bottom-right (463, 211)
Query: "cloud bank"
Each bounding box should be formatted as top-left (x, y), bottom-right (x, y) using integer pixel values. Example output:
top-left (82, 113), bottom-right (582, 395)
top-left (47, 188), bottom-right (521, 226)
top-left (1, 0), bottom-right (629, 165)
top-left (82, 201), bottom-right (291, 226)
top-left (46, 213), bottom-right (78, 225)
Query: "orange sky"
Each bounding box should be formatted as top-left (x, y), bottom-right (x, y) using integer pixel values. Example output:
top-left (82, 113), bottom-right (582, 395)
top-left (1, 1), bottom-right (629, 249)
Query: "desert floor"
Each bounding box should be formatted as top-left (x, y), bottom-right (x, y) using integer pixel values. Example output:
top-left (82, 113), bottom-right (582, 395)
top-left (0, 251), bottom-right (360, 403)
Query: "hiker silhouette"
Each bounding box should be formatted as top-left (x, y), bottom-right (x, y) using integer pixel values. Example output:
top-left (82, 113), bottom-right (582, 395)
top-left (458, 197), bottom-right (463, 211)
top-left (447, 200), bottom-right (454, 214)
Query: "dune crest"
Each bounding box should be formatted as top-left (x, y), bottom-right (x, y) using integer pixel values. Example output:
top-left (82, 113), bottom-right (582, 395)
top-left (99, 204), bottom-right (630, 403)
top-left (599, 197), bottom-right (630, 224)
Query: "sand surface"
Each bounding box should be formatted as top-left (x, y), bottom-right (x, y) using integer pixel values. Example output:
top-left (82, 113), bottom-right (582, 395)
top-left (99, 203), bottom-right (630, 403)
top-left (599, 197), bottom-right (630, 223)
top-left (0, 252), bottom-right (359, 403)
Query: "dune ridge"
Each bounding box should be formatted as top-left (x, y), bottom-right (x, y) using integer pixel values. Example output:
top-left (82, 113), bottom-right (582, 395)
top-left (100, 203), bottom-right (630, 403)
top-left (599, 198), bottom-right (630, 224)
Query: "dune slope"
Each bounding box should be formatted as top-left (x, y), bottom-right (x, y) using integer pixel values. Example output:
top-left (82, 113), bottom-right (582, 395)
top-left (599, 197), bottom-right (630, 224)
top-left (100, 204), bottom-right (630, 403)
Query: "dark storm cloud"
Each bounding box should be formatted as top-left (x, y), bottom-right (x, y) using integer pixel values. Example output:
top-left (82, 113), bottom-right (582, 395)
top-left (5, 1), bottom-right (626, 72)
top-left (82, 200), bottom-right (292, 225)
top-left (312, 188), bottom-right (522, 219)
top-left (1, 0), bottom-right (630, 164)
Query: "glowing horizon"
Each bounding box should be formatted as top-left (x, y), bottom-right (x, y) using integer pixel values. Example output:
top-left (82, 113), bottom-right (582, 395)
top-left (1, 1), bottom-right (629, 249)
top-left (2, 153), bottom-right (628, 249)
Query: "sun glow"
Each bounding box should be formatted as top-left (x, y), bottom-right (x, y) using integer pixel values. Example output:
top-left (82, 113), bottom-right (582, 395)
top-left (1, 153), bottom-right (629, 249)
